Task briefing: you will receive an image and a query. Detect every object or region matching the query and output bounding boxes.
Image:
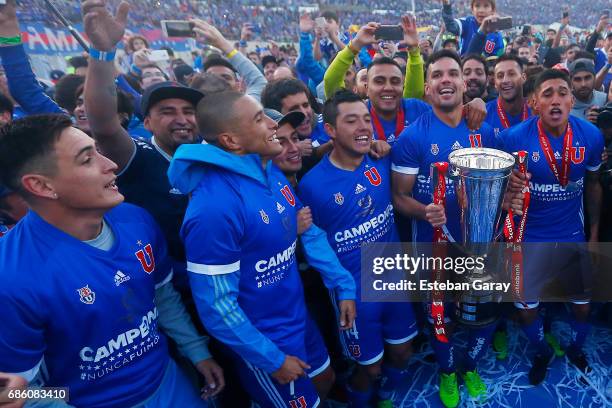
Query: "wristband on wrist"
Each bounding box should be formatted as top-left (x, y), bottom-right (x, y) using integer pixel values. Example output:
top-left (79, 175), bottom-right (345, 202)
top-left (89, 48), bottom-right (116, 62)
top-left (0, 35), bottom-right (22, 45)
top-left (226, 49), bottom-right (238, 59)
top-left (347, 41), bottom-right (360, 54)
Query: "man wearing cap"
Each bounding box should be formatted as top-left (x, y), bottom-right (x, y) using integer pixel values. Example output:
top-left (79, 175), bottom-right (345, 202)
top-left (569, 58), bottom-right (608, 122)
top-left (82, 1), bottom-right (204, 292)
top-left (265, 109), bottom-right (307, 186)
top-left (261, 55), bottom-right (279, 82)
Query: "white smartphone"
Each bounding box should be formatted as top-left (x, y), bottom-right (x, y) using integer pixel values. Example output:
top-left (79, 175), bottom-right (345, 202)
top-left (149, 50), bottom-right (170, 62)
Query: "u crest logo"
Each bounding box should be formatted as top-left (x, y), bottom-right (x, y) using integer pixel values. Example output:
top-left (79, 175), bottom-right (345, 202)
top-left (289, 396), bottom-right (307, 408)
top-left (364, 167), bottom-right (382, 186)
top-left (485, 40), bottom-right (495, 54)
top-left (135, 244), bottom-right (156, 274)
top-left (469, 133), bottom-right (482, 148)
top-left (280, 185), bottom-right (296, 206)
top-left (570, 146), bottom-right (585, 164)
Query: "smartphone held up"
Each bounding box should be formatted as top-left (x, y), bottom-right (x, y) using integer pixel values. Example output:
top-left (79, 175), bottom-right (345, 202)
top-left (161, 20), bottom-right (196, 38)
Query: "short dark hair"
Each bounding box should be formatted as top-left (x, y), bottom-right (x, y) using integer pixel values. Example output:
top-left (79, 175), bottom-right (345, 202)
top-left (323, 90), bottom-right (365, 127)
top-left (74, 84), bottom-right (133, 117)
top-left (425, 49), bottom-right (462, 78)
top-left (189, 72), bottom-right (231, 95)
top-left (495, 54), bottom-right (524, 71)
top-left (69, 56), bottom-right (88, 69)
top-left (367, 56), bottom-right (403, 74)
top-left (0, 93), bottom-right (14, 116)
top-left (196, 91), bottom-right (245, 144)
top-left (54, 74), bottom-right (85, 113)
top-left (534, 69), bottom-right (571, 93)
top-left (573, 50), bottom-right (595, 61)
top-left (442, 38), bottom-right (459, 48)
top-left (462, 53), bottom-right (487, 73)
top-left (320, 10), bottom-right (339, 23)
top-left (0, 114), bottom-right (73, 193)
top-left (261, 78), bottom-right (311, 113)
top-left (546, 28), bottom-right (557, 34)
top-left (203, 56), bottom-right (237, 74)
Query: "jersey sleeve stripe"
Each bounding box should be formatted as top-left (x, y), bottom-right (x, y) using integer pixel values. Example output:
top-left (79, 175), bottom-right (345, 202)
top-left (391, 164), bottom-right (419, 175)
top-left (154, 269), bottom-right (174, 289)
top-left (115, 138), bottom-right (137, 177)
top-left (14, 357), bottom-right (43, 382)
top-left (586, 163), bottom-right (602, 171)
top-left (187, 261), bottom-right (240, 275)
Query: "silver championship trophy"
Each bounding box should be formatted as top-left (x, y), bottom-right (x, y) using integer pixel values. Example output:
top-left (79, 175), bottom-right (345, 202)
top-left (448, 147), bottom-right (515, 326)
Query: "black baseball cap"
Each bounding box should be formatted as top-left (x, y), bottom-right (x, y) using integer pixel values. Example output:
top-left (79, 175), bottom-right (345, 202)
top-left (264, 109), bottom-right (305, 129)
top-left (141, 81), bottom-right (204, 116)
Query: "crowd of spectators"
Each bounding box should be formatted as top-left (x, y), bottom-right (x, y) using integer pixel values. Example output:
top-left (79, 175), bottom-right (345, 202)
top-left (14, 0), bottom-right (604, 43)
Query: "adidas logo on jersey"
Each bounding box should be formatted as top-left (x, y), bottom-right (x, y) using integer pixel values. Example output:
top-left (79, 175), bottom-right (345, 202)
top-left (355, 184), bottom-right (366, 194)
top-left (114, 270), bottom-right (131, 287)
top-left (276, 202), bottom-right (285, 214)
top-left (451, 141), bottom-right (463, 150)
top-left (168, 188), bottom-right (183, 195)
top-left (554, 151), bottom-right (562, 159)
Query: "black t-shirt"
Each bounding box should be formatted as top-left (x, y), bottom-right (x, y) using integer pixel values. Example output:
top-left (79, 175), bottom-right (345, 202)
top-left (117, 139), bottom-right (188, 261)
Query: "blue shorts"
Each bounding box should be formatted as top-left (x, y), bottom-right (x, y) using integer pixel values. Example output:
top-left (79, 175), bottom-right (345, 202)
top-left (231, 316), bottom-right (329, 408)
top-left (331, 292), bottom-right (418, 365)
top-left (513, 242), bottom-right (592, 309)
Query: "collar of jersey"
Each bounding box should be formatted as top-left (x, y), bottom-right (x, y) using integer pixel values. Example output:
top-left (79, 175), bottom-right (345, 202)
top-left (168, 143), bottom-right (270, 194)
top-left (151, 137), bottom-right (172, 162)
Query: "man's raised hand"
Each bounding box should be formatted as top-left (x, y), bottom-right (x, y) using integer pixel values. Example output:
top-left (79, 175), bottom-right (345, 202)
top-left (82, 0), bottom-right (129, 51)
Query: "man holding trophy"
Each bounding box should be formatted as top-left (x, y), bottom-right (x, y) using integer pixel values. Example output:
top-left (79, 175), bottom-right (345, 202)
top-left (499, 69), bottom-right (604, 385)
top-left (391, 49), bottom-right (522, 407)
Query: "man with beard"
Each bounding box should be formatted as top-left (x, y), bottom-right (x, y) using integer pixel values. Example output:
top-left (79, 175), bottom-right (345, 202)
top-left (462, 54), bottom-right (496, 103)
top-left (324, 19), bottom-right (487, 147)
top-left (391, 50), bottom-right (509, 408)
top-left (485, 55), bottom-right (533, 137)
top-left (499, 69), bottom-right (604, 385)
top-left (569, 59), bottom-right (608, 122)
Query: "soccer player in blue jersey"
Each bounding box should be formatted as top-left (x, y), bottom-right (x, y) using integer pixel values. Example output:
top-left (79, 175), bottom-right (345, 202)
top-left (82, 0), bottom-right (205, 294)
top-left (484, 54), bottom-right (542, 360)
top-left (485, 55), bottom-right (533, 137)
top-left (0, 114), bottom-right (223, 407)
top-left (391, 50), bottom-right (505, 408)
top-left (499, 69), bottom-right (604, 385)
top-left (168, 91), bottom-right (357, 408)
top-left (299, 90), bottom-right (418, 408)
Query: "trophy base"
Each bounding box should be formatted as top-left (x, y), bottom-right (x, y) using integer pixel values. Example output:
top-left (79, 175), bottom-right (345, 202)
top-left (454, 273), bottom-right (501, 327)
